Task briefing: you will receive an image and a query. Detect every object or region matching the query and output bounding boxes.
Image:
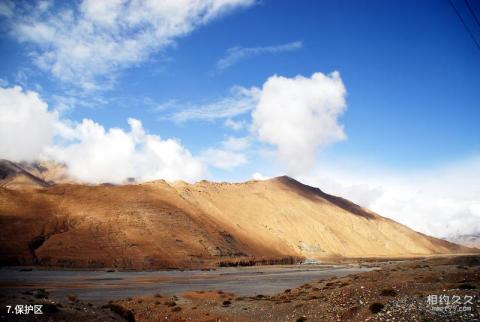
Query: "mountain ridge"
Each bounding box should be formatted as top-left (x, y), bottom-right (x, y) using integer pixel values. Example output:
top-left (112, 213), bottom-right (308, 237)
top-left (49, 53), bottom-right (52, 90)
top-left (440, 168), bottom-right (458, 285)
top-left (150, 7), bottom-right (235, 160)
top-left (0, 160), bottom-right (476, 269)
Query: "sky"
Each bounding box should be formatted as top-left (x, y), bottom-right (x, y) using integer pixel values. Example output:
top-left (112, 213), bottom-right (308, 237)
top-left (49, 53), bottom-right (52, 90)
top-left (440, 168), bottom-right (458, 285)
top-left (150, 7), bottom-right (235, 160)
top-left (0, 0), bottom-right (479, 240)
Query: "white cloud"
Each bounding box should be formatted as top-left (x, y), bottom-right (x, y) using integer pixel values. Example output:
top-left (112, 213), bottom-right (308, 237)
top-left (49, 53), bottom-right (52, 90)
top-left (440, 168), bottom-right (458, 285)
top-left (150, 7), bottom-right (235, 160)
top-left (8, 0), bottom-right (256, 89)
top-left (297, 157), bottom-right (480, 239)
top-left (170, 86), bottom-right (260, 122)
top-left (200, 148), bottom-right (246, 170)
top-left (252, 172), bottom-right (269, 180)
top-left (47, 118), bottom-right (205, 183)
top-left (169, 71), bottom-right (346, 172)
top-left (0, 86), bottom-right (205, 183)
top-left (217, 41), bottom-right (303, 70)
top-left (0, 86), bottom-right (58, 162)
top-left (222, 136), bottom-right (250, 151)
top-left (252, 71), bottom-right (347, 174)
top-left (224, 118), bottom-right (246, 131)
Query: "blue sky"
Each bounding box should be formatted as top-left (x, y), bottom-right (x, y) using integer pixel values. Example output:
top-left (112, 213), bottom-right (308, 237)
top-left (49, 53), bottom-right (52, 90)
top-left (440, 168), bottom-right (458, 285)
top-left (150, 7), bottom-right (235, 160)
top-left (0, 0), bottom-right (479, 238)
top-left (2, 0), bottom-right (479, 171)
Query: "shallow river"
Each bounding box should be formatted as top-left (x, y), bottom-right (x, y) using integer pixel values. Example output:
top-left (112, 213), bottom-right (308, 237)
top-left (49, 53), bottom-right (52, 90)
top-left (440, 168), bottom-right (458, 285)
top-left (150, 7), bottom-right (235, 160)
top-left (0, 265), bottom-right (374, 303)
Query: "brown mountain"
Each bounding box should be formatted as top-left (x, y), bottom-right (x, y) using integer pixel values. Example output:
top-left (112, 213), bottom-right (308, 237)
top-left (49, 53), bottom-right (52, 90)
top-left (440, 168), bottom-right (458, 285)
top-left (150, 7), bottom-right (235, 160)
top-left (0, 160), bottom-right (474, 269)
top-left (0, 159), bottom-right (51, 190)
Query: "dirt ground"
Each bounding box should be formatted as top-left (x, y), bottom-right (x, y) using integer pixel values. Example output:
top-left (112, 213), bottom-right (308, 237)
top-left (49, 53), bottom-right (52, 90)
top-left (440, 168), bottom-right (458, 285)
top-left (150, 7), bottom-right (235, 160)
top-left (0, 255), bottom-right (478, 321)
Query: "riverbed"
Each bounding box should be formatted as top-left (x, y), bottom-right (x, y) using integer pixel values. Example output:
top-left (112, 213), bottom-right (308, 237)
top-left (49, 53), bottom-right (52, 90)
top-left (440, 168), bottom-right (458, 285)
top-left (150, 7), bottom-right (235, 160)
top-left (0, 264), bottom-right (374, 303)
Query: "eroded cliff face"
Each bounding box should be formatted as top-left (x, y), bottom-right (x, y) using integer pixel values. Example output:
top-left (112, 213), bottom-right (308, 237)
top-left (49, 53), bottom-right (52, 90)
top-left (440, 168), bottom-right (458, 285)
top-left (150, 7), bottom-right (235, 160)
top-left (0, 161), bottom-right (473, 269)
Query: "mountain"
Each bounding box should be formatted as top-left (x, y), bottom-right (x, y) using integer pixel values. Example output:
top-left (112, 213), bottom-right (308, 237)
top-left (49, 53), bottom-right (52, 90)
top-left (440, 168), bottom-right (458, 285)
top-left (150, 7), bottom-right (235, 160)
top-left (446, 234), bottom-right (480, 249)
top-left (0, 159), bottom-right (50, 190)
top-left (0, 160), bottom-right (474, 269)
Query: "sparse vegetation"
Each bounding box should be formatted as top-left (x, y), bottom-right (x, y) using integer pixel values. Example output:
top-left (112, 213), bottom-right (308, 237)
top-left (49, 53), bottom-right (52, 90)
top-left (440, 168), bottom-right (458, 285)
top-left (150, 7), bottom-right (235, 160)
top-left (218, 256), bottom-right (303, 267)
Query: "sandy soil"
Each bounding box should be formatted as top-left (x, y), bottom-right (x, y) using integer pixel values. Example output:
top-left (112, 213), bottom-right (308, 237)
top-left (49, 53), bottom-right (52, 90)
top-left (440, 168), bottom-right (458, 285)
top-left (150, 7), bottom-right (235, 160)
top-left (0, 256), bottom-right (478, 321)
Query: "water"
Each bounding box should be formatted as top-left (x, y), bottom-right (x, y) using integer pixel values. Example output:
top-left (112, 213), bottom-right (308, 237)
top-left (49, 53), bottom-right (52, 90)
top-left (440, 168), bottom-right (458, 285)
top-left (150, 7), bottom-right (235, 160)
top-left (0, 264), bottom-right (373, 303)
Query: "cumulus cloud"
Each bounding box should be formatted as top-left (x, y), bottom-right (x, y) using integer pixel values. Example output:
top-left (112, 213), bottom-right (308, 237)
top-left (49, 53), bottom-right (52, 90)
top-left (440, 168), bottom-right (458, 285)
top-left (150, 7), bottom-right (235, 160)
top-left (252, 71), bottom-right (347, 173)
top-left (0, 86), bottom-right (205, 183)
top-left (170, 86), bottom-right (260, 123)
top-left (47, 118), bottom-right (205, 183)
top-left (298, 157), bottom-right (480, 239)
top-left (7, 0), bottom-right (256, 89)
top-left (169, 71), bottom-right (346, 173)
top-left (0, 86), bottom-right (58, 162)
top-left (216, 40), bottom-right (303, 70)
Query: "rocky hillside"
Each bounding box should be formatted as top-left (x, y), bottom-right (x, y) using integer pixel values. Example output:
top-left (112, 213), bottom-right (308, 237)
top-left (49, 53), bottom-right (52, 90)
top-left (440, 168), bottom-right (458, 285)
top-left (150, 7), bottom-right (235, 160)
top-left (0, 161), bottom-right (473, 269)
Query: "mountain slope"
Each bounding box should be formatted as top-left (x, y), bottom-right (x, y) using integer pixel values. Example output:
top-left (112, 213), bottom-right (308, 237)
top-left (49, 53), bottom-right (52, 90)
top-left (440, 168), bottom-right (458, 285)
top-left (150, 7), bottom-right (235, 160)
top-left (0, 161), bottom-right (473, 269)
top-left (170, 176), bottom-right (468, 258)
top-left (446, 234), bottom-right (480, 249)
top-left (0, 159), bottom-right (50, 190)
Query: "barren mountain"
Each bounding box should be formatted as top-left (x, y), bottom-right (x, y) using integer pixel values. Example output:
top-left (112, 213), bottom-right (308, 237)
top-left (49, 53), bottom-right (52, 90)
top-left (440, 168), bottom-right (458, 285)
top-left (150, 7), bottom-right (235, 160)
top-left (0, 159), bottom-right (50, 190)
top-left (446, 234), bottom-right (480, 249)
top-left (0, 161), bottom-right (473, 269)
